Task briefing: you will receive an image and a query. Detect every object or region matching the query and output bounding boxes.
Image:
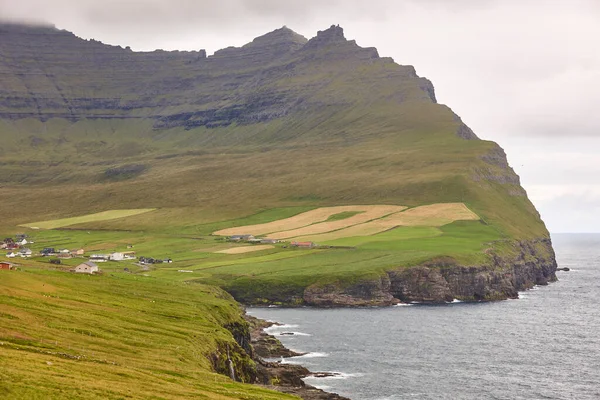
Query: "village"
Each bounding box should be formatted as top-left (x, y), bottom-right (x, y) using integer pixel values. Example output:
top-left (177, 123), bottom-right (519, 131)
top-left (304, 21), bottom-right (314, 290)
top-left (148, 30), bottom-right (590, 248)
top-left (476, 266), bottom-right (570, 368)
top-left (2, 232), bottom-right (318, 275)
top-left (2, 233), bottom-right (177, 275)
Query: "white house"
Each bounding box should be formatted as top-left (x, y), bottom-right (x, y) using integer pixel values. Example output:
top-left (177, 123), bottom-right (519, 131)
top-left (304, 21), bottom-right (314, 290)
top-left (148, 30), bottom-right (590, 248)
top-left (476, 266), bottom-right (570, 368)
top-left (16, 239), bottom-right (28, 246)
top-left (89, 254), bottom-right (109, 262)
top-left (75, 261), bottom-right (98, 274)
top-left (19, 248), bottom-right (32, 258)
top-left (109, 252), bottom-right (125, 261)
top-left (6, 252), bottom-right (17, 258)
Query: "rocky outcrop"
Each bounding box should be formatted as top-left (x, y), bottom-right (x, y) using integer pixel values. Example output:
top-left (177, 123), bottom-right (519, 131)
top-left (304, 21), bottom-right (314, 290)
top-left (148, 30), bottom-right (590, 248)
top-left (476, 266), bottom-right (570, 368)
top-left (303, 238), bottom-right (557, 306)
top-left (0, 22), bottom-right (435, 129)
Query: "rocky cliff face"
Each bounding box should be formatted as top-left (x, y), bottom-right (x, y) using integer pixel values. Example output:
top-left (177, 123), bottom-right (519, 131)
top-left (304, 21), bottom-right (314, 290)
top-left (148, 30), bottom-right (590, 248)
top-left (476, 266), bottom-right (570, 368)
top-left (0, 23), bottom-right (432, 129)
top-left (303, 239), bottom-right (557, 306)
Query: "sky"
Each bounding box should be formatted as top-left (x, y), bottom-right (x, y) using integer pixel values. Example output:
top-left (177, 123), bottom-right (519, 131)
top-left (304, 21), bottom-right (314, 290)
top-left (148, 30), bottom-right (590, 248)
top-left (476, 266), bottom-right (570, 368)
top-left (1, 0), bottom-right (599, 232)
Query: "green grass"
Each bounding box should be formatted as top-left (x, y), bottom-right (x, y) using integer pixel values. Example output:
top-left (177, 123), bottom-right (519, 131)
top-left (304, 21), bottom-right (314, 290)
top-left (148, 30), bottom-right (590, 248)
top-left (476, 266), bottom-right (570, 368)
top-left (20, 209), bottom-right (157, 229)
top-left (324, 211), bottom-right (363, 222)
top-left (0, 269), bottom-right (297, 399)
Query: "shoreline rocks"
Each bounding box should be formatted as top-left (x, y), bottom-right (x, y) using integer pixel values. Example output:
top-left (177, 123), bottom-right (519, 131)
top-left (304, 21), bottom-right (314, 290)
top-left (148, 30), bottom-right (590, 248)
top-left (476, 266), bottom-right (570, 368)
top-left (245, 315), bottom-right (350, 400)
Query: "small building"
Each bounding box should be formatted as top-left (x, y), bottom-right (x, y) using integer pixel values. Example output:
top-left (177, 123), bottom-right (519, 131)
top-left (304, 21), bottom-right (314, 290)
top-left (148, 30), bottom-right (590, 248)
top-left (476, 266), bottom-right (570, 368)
top-left (291, 241), bottom-right (315, 248)
top-left (109, 252), bottom-right (125, 261)
top-left (6, 252), bottom-right (17, 258)
top-left (75, 261), bottom-right (98, 274)
top-left (248, 238), bottom-right (263, 244)
top-left (71, 249), bottom-right (85, 256)
top-left (58, 249), bottom-right (71, 254)
top-left (57, 253), bottom-right (72, 259)
top-left (15, 234), bottom-right (28, 240)
top-left (19, 248), bottom-right (32, 257)
top-left (229, 234), bottom-right (254, 242)
top-left (89, 254), bottom-right (109, 262)
top-left (0, 262), bottom-right (15, 270)
top-left (16, 239), bottom-right (28, 246)
top-left (41, 248), bottom-right (56, 256)
top-left (261, 238), bottom-right (279, 244)
top-left (123, 251), bottom-right (136, 260)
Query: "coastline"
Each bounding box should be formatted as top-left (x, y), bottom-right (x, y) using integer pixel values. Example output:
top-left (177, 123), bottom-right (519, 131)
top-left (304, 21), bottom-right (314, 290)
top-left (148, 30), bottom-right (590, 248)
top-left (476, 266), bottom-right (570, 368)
top-left (245, 314), bottom-right (351, 400)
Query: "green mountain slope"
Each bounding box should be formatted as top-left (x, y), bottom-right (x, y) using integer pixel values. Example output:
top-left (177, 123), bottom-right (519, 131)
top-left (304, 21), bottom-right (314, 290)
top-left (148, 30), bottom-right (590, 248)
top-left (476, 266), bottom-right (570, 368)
top-left (0, 23), bottom-right (545, 240)
top-left (0, 21), bottom-right (558, 398)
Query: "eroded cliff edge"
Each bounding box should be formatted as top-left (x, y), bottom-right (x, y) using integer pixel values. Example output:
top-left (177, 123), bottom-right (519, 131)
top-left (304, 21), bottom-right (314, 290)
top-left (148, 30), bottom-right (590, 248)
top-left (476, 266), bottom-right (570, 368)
top-left (304, 238), bottom-right (557, 306)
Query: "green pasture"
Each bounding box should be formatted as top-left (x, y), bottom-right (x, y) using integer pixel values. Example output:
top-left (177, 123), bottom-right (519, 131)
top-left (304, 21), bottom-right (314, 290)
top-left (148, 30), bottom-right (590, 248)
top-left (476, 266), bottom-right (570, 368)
top-left (0, 269), bottom-right (297, 399)
top-left (20, 209), bottom-right (156, 229)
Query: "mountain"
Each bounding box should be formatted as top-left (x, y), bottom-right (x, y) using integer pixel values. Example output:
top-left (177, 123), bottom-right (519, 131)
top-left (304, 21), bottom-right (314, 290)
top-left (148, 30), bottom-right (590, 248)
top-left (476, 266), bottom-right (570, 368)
top-left (0, 21), bottom-right (558, 399)
top-left (0, 22), bottom-right (556, 301)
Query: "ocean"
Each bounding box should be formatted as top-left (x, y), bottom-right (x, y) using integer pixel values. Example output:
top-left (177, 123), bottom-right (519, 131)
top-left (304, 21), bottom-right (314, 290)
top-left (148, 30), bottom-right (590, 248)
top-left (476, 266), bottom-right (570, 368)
top-left (248, 233), bottom-right (600, 400)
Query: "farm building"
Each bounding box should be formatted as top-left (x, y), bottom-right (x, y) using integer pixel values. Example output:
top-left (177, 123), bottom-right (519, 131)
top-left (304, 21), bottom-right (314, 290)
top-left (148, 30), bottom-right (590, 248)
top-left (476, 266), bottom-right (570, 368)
top-left (19, 248), bottom-right (32, 257)
top-left (229, 235), bottom-right (254, 242)
top-left (89, 254), bottom-right (109, 262)
top-left (75, 261), bottom-right (98, 274)
top-left (41, 248), bottom-right (56, 256)
top-left (16, 239), bottom-right (28, 246)
top-left (109, 252), bottom-right (125, 261)
top-left (6, 252), bottom-right (17, 258)
top-left (71, 249), bottom-right (85, 256)
top-left (261, 238), bottom-right (279, 244)
top-left (0, 262), bottom-right (15, 270)
top-left (291, 241), bottom-right (315, 248)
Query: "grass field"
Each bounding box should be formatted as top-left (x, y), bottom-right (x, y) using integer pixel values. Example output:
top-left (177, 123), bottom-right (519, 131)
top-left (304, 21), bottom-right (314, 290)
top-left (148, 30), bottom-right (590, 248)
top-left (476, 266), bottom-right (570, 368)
top-left (216, 245), bottom-right (275, 254)
top-left (0, 269), bottom-right (296, 399)
top-left (2, 204), bottom-right (500, 307)
top-left (20, 209), bottom-right (156, 229)
top-left (214, 203), bottom-right (479, 244)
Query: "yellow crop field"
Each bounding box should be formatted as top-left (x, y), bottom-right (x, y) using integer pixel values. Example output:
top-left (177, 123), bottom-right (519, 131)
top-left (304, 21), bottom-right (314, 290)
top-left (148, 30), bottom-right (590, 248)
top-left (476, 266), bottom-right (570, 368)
top-left (19, 209), bottom-right (156, 229)
top-left (215, 245), bottom-right (275, 254)
top-left (293, 203), bottom-right (479, 242)
top-left (213, 205), bottom-right (403, 236)
top-left (214, 203), bottom-right (478, 244)
top-left (267, 205), bottom-right (405, 239)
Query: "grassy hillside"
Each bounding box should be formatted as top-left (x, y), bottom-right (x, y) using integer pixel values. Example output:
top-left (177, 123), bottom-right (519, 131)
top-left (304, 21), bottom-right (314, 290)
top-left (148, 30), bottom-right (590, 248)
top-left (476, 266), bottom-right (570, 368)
top-left (0, 23), bottom-right (555, 398)
top-left (0, 267), bottom-right (296, 399)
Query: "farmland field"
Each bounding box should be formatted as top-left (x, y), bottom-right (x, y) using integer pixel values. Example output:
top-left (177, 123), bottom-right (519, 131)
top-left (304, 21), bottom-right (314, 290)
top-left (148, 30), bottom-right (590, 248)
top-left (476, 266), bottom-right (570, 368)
top-left (19, 209), bottom-right (156, 229)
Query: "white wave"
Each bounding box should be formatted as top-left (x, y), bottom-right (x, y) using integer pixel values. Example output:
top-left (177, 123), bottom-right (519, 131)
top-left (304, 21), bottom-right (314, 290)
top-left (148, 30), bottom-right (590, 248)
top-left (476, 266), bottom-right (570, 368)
top-left (264, 323), bottom-right (299, 334)
top-left (292, 352), bottom-right (329, 359)
top-left (448, 299), bottom-right (463, 303)
top-left (393, 303), bottom-right (414, 307)
top-left (275, 331), bottom-right (312, 337)
top-left (306, 372), bottom-right (364, 380)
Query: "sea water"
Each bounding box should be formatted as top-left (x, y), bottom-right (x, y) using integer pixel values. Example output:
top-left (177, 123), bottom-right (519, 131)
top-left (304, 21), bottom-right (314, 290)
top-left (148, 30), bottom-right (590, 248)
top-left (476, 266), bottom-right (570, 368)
top-left (248, 233), bottom-right (600, 400)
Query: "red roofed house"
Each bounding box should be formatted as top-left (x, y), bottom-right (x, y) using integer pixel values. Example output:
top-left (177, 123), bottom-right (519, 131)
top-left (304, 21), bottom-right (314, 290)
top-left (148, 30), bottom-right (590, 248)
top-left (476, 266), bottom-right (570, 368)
top-left (0, 262), bottom-right (15, 270)
top-left (291, 241), bottom-right (315, 248)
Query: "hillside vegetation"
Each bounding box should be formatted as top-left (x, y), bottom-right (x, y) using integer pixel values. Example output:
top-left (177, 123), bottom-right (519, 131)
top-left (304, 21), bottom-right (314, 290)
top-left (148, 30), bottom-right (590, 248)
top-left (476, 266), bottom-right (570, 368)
top-left (0, 22), bottom-right (556, 399)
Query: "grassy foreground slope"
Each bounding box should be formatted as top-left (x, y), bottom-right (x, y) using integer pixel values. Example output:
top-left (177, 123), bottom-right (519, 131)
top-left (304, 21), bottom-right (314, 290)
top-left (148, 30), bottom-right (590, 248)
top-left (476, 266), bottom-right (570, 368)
top-left (0, 268), bottom-right (295, 399)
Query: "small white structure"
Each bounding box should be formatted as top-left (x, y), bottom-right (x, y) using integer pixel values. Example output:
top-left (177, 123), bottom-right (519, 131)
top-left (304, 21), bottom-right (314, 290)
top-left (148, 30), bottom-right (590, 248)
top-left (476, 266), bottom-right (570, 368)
top-left (75, 261), bottom-right (98, 274)
top-left (19, 248), bottom-right (32, 258)
top-left (16, 239), bottom-right (28, 246)
top-left (58, 249), bottom-right (71, 254)
top-left (6, 252), bottom-right (17, 258)
top-left (109, 252), bottom-right (124, 261)
top-left (89, 254), bottom-right (109, 262)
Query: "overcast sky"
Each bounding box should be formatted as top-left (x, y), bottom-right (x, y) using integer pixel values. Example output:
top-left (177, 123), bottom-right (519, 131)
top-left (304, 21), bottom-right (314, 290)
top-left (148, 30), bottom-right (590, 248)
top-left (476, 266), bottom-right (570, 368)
top-left (2, 0), bottom-right (599, 232)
